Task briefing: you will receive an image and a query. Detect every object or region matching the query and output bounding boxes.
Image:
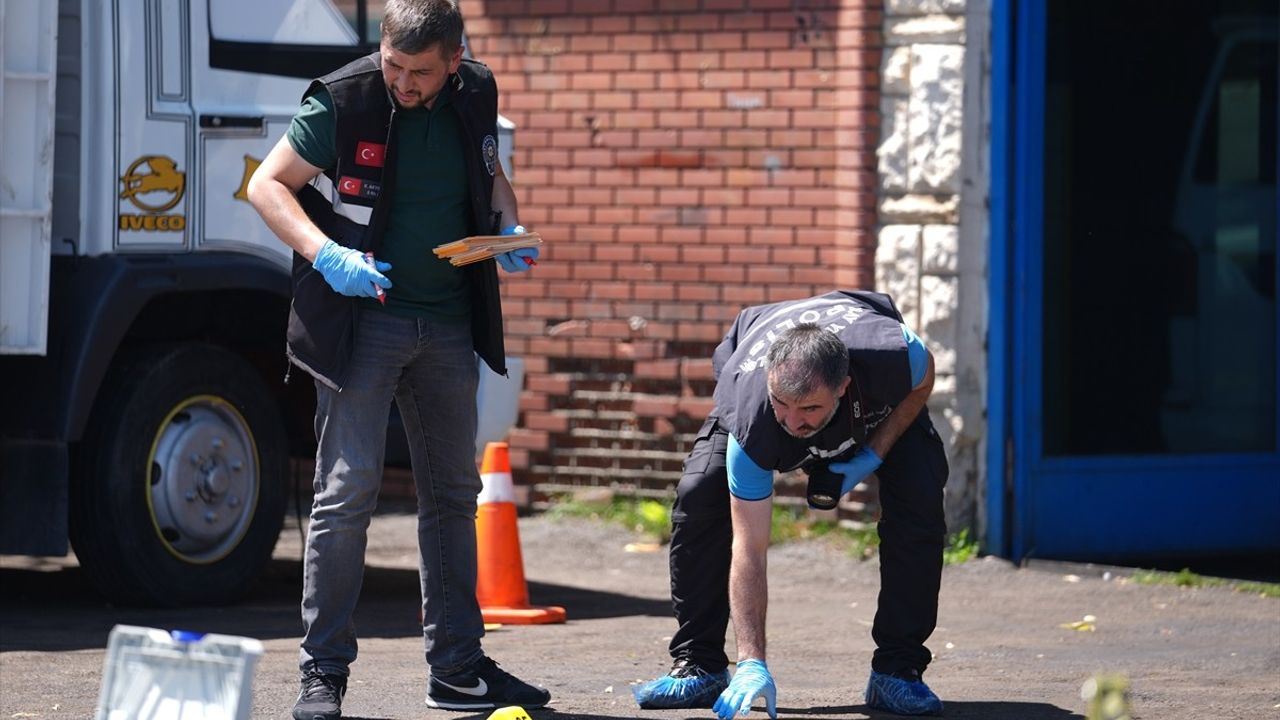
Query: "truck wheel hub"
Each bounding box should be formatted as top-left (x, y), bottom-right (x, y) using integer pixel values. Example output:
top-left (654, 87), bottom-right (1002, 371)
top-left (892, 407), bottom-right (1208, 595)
top-left (149, 397), bottom-right (258, 562)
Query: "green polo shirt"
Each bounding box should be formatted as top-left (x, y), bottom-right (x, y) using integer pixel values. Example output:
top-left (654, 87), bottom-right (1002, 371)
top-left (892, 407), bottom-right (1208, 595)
top-left (286, 84), bottom-right (471, 321)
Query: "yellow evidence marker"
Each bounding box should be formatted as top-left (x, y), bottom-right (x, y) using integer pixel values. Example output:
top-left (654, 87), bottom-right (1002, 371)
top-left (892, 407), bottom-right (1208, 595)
top-left (486, 707), bottom-right (531, 720)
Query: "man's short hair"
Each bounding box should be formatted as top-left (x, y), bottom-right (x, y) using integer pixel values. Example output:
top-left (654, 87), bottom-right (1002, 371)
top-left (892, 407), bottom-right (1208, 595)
top-left (381, 0), bottom-right (464, 57)
top-left (766, 324), bottom-right (849, 399)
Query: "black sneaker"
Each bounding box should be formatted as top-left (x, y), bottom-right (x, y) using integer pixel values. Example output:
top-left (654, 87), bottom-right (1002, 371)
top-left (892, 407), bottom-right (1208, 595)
top-left (292, 669), bottom-right (347, 720)
top-left (426, 655), bottom-right (551, 710)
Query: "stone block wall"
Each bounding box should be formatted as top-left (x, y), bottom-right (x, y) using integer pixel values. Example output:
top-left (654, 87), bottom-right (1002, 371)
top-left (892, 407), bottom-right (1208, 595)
top-left (875, 0), bottom-right (984, 530)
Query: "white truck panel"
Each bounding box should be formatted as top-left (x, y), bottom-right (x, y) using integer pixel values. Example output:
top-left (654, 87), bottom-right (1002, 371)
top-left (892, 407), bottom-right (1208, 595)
top-left (79, 0), bottom-right (118, 258)
top-left (114, 1), bottom-right (190, 251)
top-left (198, 126), bottom-right (297, 267)
top-left (0, 0), bottom-right (57, 355)
top-left (155, 0), bottom-right (186, 99)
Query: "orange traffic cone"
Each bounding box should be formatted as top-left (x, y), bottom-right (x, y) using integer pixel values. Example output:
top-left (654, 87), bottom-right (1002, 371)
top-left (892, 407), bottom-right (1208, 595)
top-left (475, 442), bottom-right (566, 624)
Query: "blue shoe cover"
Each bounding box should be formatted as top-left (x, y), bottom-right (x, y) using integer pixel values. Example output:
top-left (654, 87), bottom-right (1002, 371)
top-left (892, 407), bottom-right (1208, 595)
top-left (865, 669), bottom-right (944, 715)
top-left (632, 664), bottom-right (729, 709)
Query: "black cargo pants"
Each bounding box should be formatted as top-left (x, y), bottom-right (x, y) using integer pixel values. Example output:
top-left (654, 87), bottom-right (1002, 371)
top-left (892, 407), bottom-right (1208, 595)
top-left (666, 411), bottom-right (949, 677)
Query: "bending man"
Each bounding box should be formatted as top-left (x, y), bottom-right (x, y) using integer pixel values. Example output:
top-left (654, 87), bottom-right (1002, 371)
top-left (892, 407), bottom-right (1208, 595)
top-left (635, 290), bottom-right (949, 717)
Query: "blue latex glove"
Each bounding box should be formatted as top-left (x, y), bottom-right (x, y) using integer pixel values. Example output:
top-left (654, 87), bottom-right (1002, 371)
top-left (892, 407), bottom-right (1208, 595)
top-left (713, 659), bottom-right (777, 720)
top-left (831, 447), bottom-right (883, 496)
top-left (312, 240), bottom-right (392, 298)
top-left (496, 224), bottom-right (538, 273)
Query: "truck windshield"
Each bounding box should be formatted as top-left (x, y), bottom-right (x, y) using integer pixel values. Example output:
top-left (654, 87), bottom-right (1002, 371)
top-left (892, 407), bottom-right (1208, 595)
top-left (208, 0), bottom-right (384, 78)
top-left (210, 0), bottom-right (384, 45)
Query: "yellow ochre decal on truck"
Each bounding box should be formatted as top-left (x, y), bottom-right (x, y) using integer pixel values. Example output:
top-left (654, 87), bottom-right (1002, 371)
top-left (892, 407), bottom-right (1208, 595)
top-left (233, 155), bottom-right (262, 202)
top-left (119, 154), bottom-right (187, 231)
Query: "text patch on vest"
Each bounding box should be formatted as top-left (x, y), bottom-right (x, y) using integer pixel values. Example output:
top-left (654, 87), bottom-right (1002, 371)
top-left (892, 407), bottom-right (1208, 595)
top-left (337, 176), bottom-right (381, 200)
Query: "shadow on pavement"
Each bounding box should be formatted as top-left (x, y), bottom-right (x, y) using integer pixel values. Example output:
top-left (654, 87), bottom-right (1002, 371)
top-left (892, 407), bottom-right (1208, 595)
top-left (533, 715), bottom-right (704, 720)
top-left (0, 557), bottom-right (672, 652)
top-left (773, 702), bottom-right (1082, 718)
top-left (273, 703), bottom-right (1084, 720)
top-left (457, 705), bottom-right (1086, 720)
top-left (525, 579), bottom-right (671, 620)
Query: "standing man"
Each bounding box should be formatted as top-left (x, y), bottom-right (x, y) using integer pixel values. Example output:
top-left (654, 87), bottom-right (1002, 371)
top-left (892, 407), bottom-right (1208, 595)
top-left (633, 290), bottom-right (949, 717)
top-left (247, 2), bottom-right (546, 719)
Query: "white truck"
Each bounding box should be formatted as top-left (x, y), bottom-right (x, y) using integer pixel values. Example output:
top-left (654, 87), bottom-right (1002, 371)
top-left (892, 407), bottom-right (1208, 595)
top-left (0, 0), bottom-right (521, 606)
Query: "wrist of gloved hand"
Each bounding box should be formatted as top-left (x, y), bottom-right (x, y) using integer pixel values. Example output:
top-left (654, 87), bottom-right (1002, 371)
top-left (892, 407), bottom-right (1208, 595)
top-left (496, 225), bottom-right (537, 273)
top-left (735, 659), bottom-right (770, 677)
top-left (832, 447), bottom-right (883, 496)
top-left (312, 239), bottom-right (392, 297)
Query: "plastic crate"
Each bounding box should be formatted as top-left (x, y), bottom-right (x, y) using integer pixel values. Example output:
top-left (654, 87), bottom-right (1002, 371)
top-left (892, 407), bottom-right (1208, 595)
top-left (95, 625), bottom-right (263, 720)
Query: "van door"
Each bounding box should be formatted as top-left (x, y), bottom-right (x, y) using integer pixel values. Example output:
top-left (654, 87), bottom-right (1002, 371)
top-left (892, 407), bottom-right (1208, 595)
top-left (190, 0), bottom-right (379, 266)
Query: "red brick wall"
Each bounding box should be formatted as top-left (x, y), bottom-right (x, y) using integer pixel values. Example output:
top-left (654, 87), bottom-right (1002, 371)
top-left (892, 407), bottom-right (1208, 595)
top-left (464, 0), bottom-right (883, 500)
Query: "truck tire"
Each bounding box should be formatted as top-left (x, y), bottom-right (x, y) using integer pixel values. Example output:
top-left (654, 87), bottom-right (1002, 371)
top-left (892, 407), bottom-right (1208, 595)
top-left (70, 343), bottom-right (289, 606)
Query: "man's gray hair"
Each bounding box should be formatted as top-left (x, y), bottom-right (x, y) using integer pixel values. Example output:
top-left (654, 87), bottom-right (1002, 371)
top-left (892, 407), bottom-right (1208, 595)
top-left (381, 0), bottom-right (464, 56)
top-left (765, 324), bottom-right (849, 399)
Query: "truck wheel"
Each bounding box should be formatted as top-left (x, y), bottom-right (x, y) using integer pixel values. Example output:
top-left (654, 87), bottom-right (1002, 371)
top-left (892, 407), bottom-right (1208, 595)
top-left (70, 343), bottom-right (289, 606)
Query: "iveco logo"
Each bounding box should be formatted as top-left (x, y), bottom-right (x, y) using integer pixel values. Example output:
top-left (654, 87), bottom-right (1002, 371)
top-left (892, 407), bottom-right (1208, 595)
top-left (120, 155), bottom-right (186, 212)
top-left (119, 154), bottom-right (188, 232)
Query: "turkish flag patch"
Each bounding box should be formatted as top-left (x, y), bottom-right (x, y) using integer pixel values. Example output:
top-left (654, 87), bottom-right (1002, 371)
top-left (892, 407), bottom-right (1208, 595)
top-left (337, 176), bottom-right (364, 196)
top-left (354, 141), bottom-right (386, 168)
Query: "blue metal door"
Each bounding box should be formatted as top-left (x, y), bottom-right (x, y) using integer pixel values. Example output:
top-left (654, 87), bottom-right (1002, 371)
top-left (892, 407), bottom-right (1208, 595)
top-left (988, 0), bottom-right (1280, 561)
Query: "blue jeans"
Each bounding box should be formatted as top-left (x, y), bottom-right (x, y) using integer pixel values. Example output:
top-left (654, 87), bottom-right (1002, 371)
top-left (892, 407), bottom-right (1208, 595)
top-left (299, 310), bottom-right (485, 676)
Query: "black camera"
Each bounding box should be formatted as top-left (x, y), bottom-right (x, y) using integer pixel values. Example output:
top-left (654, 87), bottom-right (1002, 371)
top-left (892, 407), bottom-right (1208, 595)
top-left (804, 462), bottom-right (844, 510)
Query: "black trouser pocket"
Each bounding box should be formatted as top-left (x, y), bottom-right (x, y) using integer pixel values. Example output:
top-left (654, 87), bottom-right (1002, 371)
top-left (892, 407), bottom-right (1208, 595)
top-left (673, 418), bottom-right (729, 523)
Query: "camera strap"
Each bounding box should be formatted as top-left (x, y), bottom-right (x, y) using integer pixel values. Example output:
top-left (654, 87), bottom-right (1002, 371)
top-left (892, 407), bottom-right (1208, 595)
top-left (846, 368), bottom-right (868, 447)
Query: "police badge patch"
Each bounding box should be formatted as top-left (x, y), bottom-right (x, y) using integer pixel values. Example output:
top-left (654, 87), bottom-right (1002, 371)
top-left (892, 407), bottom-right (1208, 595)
top-left (481, 134), bottom-right (498, 176)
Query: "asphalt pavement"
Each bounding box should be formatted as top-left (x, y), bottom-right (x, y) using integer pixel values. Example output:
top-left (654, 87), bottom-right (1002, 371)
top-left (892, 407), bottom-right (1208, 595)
top-left (2, 509), bottom-right (1277, 719)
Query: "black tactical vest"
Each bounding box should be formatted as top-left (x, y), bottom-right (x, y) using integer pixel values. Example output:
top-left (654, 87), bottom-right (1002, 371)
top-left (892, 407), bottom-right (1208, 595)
top-left (286, 53), bottom-right (507, 389)
top-left (711, 290), bottom-right (914, 472)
